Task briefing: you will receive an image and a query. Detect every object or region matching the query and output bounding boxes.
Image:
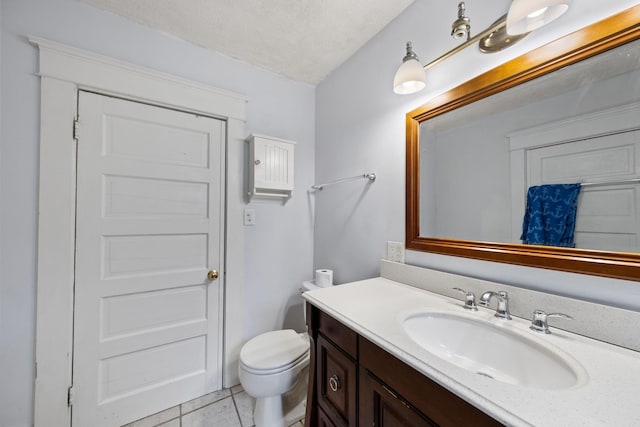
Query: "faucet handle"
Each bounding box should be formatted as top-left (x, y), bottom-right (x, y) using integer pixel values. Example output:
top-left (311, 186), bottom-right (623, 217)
top-left (452, 287), bottom-right (478, 311)
top-left (530, 309), bottom-right (572, 334)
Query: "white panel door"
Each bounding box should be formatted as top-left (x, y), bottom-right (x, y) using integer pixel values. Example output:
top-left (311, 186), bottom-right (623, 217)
top-left (527, 130), bottom-right (640, 251)
top-left (73, 91), bottom-right (225, 427)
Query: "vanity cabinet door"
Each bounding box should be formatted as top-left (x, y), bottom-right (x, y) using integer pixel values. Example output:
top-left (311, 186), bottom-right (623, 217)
top-left (317, 335), bottom-right (357, 427)
top-left (359, 337), bottom-right (503, 427)
top-left (318, 407), bottom-right (338, 427)
top-left (359, 367), bottom-right (437, 427)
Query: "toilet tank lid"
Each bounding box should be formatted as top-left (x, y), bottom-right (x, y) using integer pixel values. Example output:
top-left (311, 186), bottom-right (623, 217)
top-left (241, 329), bottom-right (309, 371)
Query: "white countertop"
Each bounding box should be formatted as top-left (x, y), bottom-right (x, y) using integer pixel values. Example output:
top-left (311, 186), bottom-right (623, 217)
top-left (303, 277), bottom-right (640, 427)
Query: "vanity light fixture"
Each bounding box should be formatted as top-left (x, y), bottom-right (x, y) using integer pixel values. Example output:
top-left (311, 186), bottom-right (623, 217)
top-left (393, 0), bottom-right (571, 95)
top-left (506, 0), bottom-right (571, 35)
top-left (393, 42), bottom-right (426, 95)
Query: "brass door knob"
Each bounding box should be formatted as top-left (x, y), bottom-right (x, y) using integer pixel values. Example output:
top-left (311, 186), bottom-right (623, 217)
top-left (208, 269), bottom-right (219, 281)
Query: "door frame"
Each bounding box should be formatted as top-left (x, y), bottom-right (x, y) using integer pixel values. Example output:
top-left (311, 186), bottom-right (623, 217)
top-left (508, 101), bottom-right (640, 242)
top-left (31, 37), bottom-right (247, 427)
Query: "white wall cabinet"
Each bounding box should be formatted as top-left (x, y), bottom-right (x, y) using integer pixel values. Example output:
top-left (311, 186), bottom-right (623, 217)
top-left (247, 134), bottom-right (296, 200)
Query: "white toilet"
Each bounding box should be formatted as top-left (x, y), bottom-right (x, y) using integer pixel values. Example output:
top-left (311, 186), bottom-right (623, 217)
top-left (238, 281), bottom-right (323, 427)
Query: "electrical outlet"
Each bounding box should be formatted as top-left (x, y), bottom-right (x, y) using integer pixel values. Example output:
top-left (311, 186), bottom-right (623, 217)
top-left (244, 208), bottom-right (256, 226)
top-left (387, 241), bottom-right (405, 263)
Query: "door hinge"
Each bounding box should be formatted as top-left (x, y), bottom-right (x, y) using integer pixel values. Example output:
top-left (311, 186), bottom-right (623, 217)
top-left (73, 118), bottom-right (80, 141)
top-left (67, 385), bottom-right (75, 407)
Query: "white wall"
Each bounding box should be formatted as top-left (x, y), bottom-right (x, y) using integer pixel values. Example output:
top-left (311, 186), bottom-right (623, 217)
top-left (0, 0), bottom-right (314, 425)
top-left (315, 0), bottom-right (640, 301)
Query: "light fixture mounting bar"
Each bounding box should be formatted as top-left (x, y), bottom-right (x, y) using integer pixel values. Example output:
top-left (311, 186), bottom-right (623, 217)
top-left (424, 15), bottom-right (509, 71)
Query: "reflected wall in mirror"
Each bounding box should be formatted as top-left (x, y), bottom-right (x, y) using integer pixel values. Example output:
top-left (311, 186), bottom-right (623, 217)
top-left (406, 5), bottom-right (640, 282)
top-left (420, 39), bottom-right (640, 251)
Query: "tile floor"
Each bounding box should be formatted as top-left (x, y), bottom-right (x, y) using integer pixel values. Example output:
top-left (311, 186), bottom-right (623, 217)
top-left (122, 385), bottom-right (304, 427)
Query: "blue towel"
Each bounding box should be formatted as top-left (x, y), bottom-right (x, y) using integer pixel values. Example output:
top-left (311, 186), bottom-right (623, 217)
top-left (521, 183), bottom-right (581, 247)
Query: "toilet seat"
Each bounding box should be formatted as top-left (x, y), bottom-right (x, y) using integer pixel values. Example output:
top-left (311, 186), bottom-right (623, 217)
top-left (240, 329), bottom-right (309, 375)
top-left (240, 351), bottom-right (309, 376)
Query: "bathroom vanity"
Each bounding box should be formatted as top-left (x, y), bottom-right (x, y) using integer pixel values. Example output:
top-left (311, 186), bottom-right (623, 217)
top-left (306, 304), bottom-right (501, 426)
top-left (302, 262), bottom-right (640, 426)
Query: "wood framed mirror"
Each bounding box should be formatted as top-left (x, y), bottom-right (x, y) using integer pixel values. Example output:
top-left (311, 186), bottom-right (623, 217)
top-left (406, 5), bottom-right (640, 282)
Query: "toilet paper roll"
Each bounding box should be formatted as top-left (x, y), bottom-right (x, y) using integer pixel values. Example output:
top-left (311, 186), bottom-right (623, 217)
top-left (315, 269), bottom-right (333, 287)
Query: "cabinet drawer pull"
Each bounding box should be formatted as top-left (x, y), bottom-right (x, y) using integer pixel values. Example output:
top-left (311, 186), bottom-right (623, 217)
top-left (329, 374), bottom-right (341, 392)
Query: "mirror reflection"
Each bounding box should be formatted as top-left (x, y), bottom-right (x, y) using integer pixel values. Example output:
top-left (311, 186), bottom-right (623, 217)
top-left (419, 38), bottom-right (640, 252)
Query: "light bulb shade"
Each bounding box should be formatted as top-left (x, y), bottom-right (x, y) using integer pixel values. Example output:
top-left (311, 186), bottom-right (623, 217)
top-left (393, 58), bottom-right (426, 94)
top-left (506, 0), bottom-right (571, 35)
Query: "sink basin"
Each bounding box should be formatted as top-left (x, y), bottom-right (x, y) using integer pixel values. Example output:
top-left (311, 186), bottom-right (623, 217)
top-left (402, 312), bottom-right (585, 390)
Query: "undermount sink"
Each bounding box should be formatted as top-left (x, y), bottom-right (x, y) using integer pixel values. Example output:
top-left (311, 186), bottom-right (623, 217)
top-left (402, 312), bottom-right (586, 390)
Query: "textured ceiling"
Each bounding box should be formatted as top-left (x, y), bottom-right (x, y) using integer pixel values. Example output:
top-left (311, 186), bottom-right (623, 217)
top-left (79, 0), bottom-right (415, 85)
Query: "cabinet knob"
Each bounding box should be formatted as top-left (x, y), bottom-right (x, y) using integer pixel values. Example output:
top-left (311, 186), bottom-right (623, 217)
top-left (254, 160), bottom-right (261, 165)
top-left (329, 374), bottom-right (341, 392)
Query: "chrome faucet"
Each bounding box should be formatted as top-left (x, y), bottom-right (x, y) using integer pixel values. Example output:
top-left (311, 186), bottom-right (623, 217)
top-left (479, 291), bottom-right (511, 319)
top-left (452, 287), bottom-right (478, 311)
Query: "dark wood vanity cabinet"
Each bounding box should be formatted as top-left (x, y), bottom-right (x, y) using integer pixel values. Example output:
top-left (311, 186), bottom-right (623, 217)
top-left (359, 368), bottom-right (437, 427)
top-left (305, 304), bottom-right (504, 427)
top-left (314, 305), bottom-right (358, 426)
top-left (317, 335), bottom-right (357, 426)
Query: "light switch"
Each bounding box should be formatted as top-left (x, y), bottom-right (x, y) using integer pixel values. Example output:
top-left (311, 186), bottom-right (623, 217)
top-left (244, 208), bottom-right (256, 226)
